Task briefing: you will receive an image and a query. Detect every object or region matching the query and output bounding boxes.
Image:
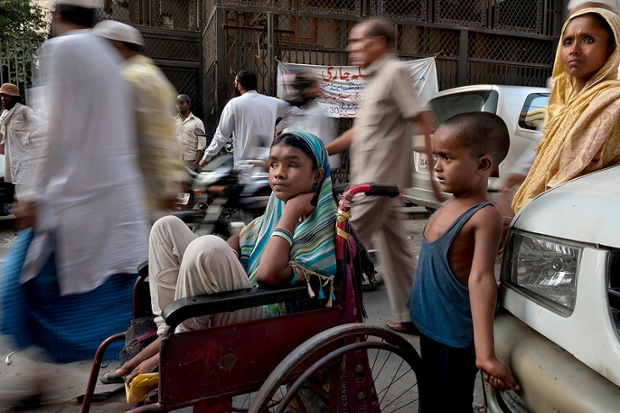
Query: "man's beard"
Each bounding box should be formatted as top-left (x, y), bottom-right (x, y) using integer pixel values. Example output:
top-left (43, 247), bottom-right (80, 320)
top-left (1, 99), bottom-right (16, 111)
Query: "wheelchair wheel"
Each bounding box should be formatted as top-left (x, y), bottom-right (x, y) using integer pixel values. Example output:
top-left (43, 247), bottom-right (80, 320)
top-left (248, 323), bottom-right (422, 413)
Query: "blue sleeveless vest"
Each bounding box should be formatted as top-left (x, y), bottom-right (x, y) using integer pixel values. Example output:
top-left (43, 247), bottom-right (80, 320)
top-left (408, 202), bottom-right (493, 348)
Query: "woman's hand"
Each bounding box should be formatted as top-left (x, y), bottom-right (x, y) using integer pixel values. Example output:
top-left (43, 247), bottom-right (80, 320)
top-left (285, 191), bottom-right (318, 219)
top-left (255, 191), bottom-right (317, 286)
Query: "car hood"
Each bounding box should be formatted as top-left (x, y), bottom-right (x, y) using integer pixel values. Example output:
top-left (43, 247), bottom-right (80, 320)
top-left (513, 165), bottom-right (620, 248)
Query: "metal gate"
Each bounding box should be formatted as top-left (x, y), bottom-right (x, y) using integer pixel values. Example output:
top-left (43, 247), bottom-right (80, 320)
top-left (209, 0), bottom-right (559, 101)
top-left (205, 0), bottom-right (561, 183)
top-left (0, 39), bottom-right (42, 105)
top-left (100, 0), bottom-right (203, 116)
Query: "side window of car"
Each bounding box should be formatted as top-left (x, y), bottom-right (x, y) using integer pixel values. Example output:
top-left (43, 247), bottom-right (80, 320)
top-left (519, 93), bottom-right (549, 131)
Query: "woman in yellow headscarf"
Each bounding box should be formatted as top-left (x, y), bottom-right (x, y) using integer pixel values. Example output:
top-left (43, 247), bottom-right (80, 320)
top-left (512, 7), bottom-right (620, 212)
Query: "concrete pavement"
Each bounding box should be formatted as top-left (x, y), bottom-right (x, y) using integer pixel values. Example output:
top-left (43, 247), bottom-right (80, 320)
top-left (0, 208), bottom-right (484, 412)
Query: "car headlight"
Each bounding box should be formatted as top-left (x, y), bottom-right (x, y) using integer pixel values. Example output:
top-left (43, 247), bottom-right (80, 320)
top-left (502, 231), bottom-right (582, 316)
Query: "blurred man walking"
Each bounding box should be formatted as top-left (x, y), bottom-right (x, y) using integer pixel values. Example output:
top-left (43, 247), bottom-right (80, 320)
top-left (94, 20), bottom-right (185, 220)
top-left (0, 0), bottom-right (150, 381)
top-left (327, 19), bottom-right (440, 333)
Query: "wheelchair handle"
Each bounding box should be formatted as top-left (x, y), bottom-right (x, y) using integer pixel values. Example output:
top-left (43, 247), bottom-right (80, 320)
top-left (342, 183), bottom-right (400, 199)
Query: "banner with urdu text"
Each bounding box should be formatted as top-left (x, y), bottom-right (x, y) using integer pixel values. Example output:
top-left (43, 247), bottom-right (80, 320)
top-left (276, 57), bottom-right (438, 118)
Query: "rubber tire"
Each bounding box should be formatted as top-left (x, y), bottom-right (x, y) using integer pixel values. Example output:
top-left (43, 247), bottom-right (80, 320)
top-left (248, 323), bottom-right (422, 413)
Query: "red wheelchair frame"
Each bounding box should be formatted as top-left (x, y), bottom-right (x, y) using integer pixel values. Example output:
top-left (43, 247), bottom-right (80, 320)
top-left (81, 183), bottom-right (422, 413)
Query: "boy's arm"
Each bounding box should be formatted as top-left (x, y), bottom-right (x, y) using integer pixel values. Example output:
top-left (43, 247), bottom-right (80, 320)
top-left (469, 207), bottom-right (520, 391)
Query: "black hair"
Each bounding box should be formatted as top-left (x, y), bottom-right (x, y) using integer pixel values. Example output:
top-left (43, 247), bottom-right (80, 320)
top-left (236, 69), bottom-right (258, 91)
top-left (442, 112), bottom-right (510, 168)
top-left (125, 42), bottom-right (144, 54)
top-left (57, 4), bottom-right (97, 28)
top-left (582, 12), bottom-right (616, 46)
top-left (364, 18), bottom-right (395, 48)
top-left (271, 133), bottom-right (319, 170)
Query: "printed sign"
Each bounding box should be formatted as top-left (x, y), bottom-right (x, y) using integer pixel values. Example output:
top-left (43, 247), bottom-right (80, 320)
top-left (277, 58), bottom-right (438, 118)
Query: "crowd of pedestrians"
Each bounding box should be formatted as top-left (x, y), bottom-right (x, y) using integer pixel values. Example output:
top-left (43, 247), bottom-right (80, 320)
top-left (1, 0), bottom-right (620, 410)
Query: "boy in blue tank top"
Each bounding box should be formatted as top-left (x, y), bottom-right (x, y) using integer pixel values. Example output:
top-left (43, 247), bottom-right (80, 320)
top-left (407, 112), bottom-right (520, 411)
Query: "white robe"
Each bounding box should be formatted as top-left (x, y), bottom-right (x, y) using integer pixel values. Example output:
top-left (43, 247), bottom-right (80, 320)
top-left (21, 30), bottom-right (150, 295)
top-left (0, 103), bottom-right (43, 198)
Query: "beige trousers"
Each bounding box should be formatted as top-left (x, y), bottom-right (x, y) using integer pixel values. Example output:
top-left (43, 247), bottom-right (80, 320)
top-left (351, 196), bottom-right (416, 323)
top-left (148, 215), bottom-right (262, 334)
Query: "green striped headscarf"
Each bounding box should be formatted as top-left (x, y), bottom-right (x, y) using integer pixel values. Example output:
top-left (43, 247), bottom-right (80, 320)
top-left (239, 131), bottom-right (337, 289)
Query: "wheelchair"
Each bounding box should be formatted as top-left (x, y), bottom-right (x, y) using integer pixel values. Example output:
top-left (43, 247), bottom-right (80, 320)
top-left (81, 183), bottom-right (422, 413)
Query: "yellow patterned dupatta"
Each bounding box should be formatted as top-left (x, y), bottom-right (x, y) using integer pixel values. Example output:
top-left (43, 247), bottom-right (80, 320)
top-left (513, 8), bottom-right (620, 212)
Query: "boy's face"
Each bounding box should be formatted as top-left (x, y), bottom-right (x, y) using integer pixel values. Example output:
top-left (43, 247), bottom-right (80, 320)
top-left (431, 126), bottom-right (483, 195)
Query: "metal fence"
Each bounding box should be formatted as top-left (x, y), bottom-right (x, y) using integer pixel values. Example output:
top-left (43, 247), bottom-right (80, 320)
top-left (205, 0), bottom-right (562, 182)
top-left (208, 1), bottom-right (560, 108)
top-left (5, 0), bottom-right (562, 183)
top-left (96, 0), bottom-right (203, 115)
top-left (0, 39), bottom-right (42, 105)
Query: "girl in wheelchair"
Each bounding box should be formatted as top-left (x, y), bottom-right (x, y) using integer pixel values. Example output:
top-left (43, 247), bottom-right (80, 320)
top-left (113, 131), bottom-right (338, 385)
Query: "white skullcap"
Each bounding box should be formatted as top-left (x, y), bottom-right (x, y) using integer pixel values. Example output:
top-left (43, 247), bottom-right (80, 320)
top-left (93, 20), bottom-right (145, 47)
top-left (567, 0), bottom-right (618, 13)
top-left (55, 0), bottom-right (99, 8)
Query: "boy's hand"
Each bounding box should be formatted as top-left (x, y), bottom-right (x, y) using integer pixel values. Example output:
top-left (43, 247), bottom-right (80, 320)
top-left (477, 356), bottom-right (520, 391)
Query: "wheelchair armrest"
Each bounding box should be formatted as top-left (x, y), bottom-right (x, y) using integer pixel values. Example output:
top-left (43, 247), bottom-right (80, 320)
top-left (161, 285), bottom-right (309, 331)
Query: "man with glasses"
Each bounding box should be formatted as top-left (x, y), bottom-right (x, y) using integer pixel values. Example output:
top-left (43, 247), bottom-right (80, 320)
top-left (326, 19), bottom-right (438, 334)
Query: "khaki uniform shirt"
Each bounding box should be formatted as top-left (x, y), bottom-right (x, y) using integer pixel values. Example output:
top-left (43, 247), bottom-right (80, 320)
top-left (350, 54), bottom-right (426, 188)
top-left (175, 112), bottom-right (205, 161)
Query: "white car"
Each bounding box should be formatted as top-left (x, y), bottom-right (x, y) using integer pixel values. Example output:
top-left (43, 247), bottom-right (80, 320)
top-left (403, 84), bottom-right (549, 209)
top-left (484, 165), bottom-right (620, 412)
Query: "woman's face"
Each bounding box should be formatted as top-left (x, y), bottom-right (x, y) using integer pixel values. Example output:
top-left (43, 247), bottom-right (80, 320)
top-left (268, 143), bottom-right (321, 202)
top-left (561, 14), bottom-right (615, 90)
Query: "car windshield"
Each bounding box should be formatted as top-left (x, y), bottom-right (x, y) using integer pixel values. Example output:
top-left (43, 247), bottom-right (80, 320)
top-left (430, 90), bottom-right (499, 124)
top-left (519, 93), bottom-right (549, 131)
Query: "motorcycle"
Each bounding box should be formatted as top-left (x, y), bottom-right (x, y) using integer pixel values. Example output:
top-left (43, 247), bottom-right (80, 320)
top-left (175, 129), bottom-right (271, 236)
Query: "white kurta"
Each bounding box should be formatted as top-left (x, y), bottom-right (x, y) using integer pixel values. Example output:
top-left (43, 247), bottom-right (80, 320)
top-left (21, 30), bottom-right (150, 295)
top-left (203, 90), bottom-right (300, 165)
top-left (0, 103), bottom-right (43, 198)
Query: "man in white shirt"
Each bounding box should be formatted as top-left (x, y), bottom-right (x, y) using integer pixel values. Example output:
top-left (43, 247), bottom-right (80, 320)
top-left (0, 83), bottom-right (42, 200)
top-left (199, 69), bottom-right (299, 169)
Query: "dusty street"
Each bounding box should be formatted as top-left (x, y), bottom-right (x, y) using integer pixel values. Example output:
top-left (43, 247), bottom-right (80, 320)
top-left (0, 209), bottom-right (485, 412)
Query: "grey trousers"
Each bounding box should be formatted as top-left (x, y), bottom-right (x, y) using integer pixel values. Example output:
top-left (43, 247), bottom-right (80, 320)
top-left (350, 195), bottom-right (416, 322)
